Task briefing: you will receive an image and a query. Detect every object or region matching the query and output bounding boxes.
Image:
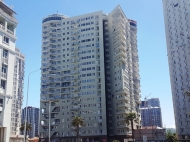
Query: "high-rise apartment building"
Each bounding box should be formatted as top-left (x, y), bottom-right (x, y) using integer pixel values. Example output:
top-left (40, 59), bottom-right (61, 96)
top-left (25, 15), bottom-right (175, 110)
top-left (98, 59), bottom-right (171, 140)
top-left (163, 0), bottom-right (190, 140)
top-left (21, 106), bottom-right (40, 138)
top-left (40, 5), bottom-right (141, 142)
top-left (0, 1), bottom-right (25, 142)
top-left (140, 98), bottom-right (163, 127)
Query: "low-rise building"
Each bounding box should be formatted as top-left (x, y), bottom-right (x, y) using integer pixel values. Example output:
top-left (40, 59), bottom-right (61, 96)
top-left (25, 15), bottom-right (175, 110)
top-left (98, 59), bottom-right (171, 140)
top-left (134, 126), bottom-right (166, 141)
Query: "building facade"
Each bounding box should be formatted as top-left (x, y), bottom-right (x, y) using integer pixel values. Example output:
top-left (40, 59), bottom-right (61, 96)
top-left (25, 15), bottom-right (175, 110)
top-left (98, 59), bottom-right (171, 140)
top-left (140, 98), bottom-right (163, 128)
top-left (162, 0), bottom-right (190, 140)
top-left (40, 5), bottom-right (141, 142)
top-left (21, 106), bottom-right (40, 138)
top-left (0, 1), bottom-right (25, 142)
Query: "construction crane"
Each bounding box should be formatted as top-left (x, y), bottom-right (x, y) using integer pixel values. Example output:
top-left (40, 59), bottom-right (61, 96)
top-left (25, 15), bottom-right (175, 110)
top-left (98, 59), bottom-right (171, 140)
top-left (144, 93), bottom-right (152, 101)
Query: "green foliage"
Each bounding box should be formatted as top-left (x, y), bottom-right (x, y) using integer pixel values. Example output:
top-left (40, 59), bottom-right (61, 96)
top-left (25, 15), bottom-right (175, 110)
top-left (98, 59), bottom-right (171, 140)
top-left (125, 113), bottom-right (139, 140)
top-left (20, 122), bottom-right (32, 132)
top-left (166, 130), bottom-right (177, 142)
top-left (20, 122), bottom-right (32, 139)
top-left (71, 116), bottom-right (84, 128)
top-left (113, 140), bottom-right (120, 142)
top-left (125, 113), bottom-right (139, 126)
top-left (71, 116), bottom-right (84, 142)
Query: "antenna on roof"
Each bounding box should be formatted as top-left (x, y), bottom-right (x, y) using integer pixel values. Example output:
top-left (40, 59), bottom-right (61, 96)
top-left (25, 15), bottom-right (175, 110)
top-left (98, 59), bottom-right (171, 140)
top-left (10, 5), bottom-right (14, 9)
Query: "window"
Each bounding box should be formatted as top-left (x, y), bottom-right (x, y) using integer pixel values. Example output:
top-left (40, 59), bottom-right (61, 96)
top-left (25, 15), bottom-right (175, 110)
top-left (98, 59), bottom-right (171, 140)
top-left (0, 99), bottom-right (3, 105)
top-left (3, 49), bottom-right (8, 58)
top-left (1, 80), bottom-right (6, 89)
top-left (2, 65), bottom-right (7, 73)
top-left (3, 36), bottom-right (9, 44)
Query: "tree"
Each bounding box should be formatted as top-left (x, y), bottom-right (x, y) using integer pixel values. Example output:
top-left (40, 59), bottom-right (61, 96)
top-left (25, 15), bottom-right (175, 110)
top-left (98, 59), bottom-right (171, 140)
top-left (166, 130), bottom-right (177, 142)
top-left (20, 122), bottom-right (32, 140)
top-left (125, 113), bottom-right (139, 141)
top-left (71, 116), bottom-right (84, 142)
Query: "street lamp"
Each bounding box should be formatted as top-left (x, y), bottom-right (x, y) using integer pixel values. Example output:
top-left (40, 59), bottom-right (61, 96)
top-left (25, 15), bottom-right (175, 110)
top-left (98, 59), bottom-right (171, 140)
top-left (23, 68), bottom-right (41, 142)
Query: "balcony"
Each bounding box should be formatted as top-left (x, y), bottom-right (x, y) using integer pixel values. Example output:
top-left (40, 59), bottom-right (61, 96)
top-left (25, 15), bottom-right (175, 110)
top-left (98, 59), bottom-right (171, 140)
top-left (71, 105), bottom-right (80, 110)
top-left (114, 57), bottom-right (127, 64)
top-left (114, 33), bottom-right (126, 41)
top-left (41, 122), bottom-right (48, 126)
top-left (115, 51), bottom-right (127, 58)
top-left (0, 24), bottom-right (5, 30)
top-left (116, 96), bottom-right (130, 102)
top-left (117, 103), bottom-right (130, 108)
top-left (133, 61), bottom-right (138, 67)
top-left (0, 103), bottom-right (3, 112)
top-left (2, 57), bottom-right (8, 64)
top-left (117, 117), bottom-right (125, 122)
top-left (133, 73), bottom-right (140, 78)
top-left (134, 83), bottom-right (140, 88)
top-left (71, 82), bottom-right (79, 86)
top-left (7, 29), bottom-right (14, 35)
top-left (1, 72), bottom-right (7, 79)
top-left (117, 124), bottom-right (129, 129)
top-left (132, 50), bottom-right (138, 56)
top-left (71, 94), bottom-right (79, 98)
top-left (116, 109), bottom-right (128, 114)
top-left (135, 89), bottom-right (141, 94)
top-left (118, 45), bottom-right (126, 51)
top-left (42, 110), bottom-right (48, 114)
top-left (135, 100), bottom-right (141, 104)
top-left (52, 121), bottom-right (60, 125)
top-left (71, 71), bottom-right (79, 75)
top-left (61, 85), bottom-right (70, 88)
top-left (52, 109), bottom-right (60, 113)
top-left (61, 90), bottom-right (70, 94)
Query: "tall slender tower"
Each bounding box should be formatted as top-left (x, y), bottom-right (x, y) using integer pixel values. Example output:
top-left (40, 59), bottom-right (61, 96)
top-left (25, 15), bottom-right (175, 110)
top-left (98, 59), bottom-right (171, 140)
top-left (21, 107), bottom-right (40, 138)
top-left (40, 5), bottom-right (141, 142)
top-left (163, 0), bottom-right (190, 140)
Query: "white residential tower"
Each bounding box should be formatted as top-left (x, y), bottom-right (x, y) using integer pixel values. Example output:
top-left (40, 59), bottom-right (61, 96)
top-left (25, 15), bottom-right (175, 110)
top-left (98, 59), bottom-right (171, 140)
top-left (163, 0), bottom-right (190, 140)
top-left (0, 1), bottom-right (25, 142)
top-left (40, 6), bottom-right (141, 142)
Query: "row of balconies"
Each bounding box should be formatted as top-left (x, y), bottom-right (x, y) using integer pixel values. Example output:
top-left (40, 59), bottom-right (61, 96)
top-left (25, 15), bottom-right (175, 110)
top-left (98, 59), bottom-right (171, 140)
top-left (114, 50), bottom-right (127, 58)
top-left (0, 22), bottom-right (14, 36)
top-left (114, 57), bottom-right (127, 64)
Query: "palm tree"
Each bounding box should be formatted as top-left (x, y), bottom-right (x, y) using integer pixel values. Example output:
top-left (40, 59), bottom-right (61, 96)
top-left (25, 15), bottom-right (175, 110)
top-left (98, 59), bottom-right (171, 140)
top-left (125, 113), bottom-right (139, 141)
top-left (166, 130), bottom-right (177, 142)
top-left (71, 116), bottom-right (84, 142)
top-left (20, 122), bottom-right (32, 140)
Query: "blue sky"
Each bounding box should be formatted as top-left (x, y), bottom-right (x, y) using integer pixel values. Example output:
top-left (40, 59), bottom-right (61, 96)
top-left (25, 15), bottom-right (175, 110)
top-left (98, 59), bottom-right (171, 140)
top-left (5, 0), bottom-right (174, 128)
